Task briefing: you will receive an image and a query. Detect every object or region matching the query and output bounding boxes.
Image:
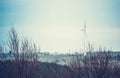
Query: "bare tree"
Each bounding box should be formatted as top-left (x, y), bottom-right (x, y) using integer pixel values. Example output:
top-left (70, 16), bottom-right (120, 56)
top-left (8, 27), bottom-right (19, 61)
top-left (20, 38), bottom-right (38, 78)
top-left (88, 51), bottom-right (110, 78)
top-left (69, 46), bottom-right (112, 78)
top-left (7, 27), bottom-right (38, 78)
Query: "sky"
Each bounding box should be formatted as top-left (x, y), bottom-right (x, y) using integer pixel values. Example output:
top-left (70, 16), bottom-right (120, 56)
top-left (0, 0), bottom-right (120, 53)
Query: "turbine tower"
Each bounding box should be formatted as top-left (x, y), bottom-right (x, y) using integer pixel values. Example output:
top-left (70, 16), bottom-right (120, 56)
top-left (81, 21), bottom-right (89, 52)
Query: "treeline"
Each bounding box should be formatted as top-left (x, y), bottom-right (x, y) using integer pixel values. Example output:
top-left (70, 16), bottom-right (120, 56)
top-left (69, 51), bottom-right (120, 78)
top-left (0, 27), bottom-right (120, 78)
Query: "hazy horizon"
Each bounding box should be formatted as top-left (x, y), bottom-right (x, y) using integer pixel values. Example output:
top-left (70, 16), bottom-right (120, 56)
top-left (0, 0), bottom-right (120, 53)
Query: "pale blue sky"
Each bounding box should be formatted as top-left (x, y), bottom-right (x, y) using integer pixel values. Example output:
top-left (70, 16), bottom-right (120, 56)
top-left (0, 0), bottom-right (120, 53)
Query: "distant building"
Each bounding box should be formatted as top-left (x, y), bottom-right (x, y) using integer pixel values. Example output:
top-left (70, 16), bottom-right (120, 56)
top-left (38, 52), bottom-right (50, 56)
top-left (0, 51), bottom-right (14, 61)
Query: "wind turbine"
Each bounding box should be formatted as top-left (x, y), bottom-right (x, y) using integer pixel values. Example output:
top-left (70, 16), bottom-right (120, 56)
top-left (81, 21), bottom-right (89, 52)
